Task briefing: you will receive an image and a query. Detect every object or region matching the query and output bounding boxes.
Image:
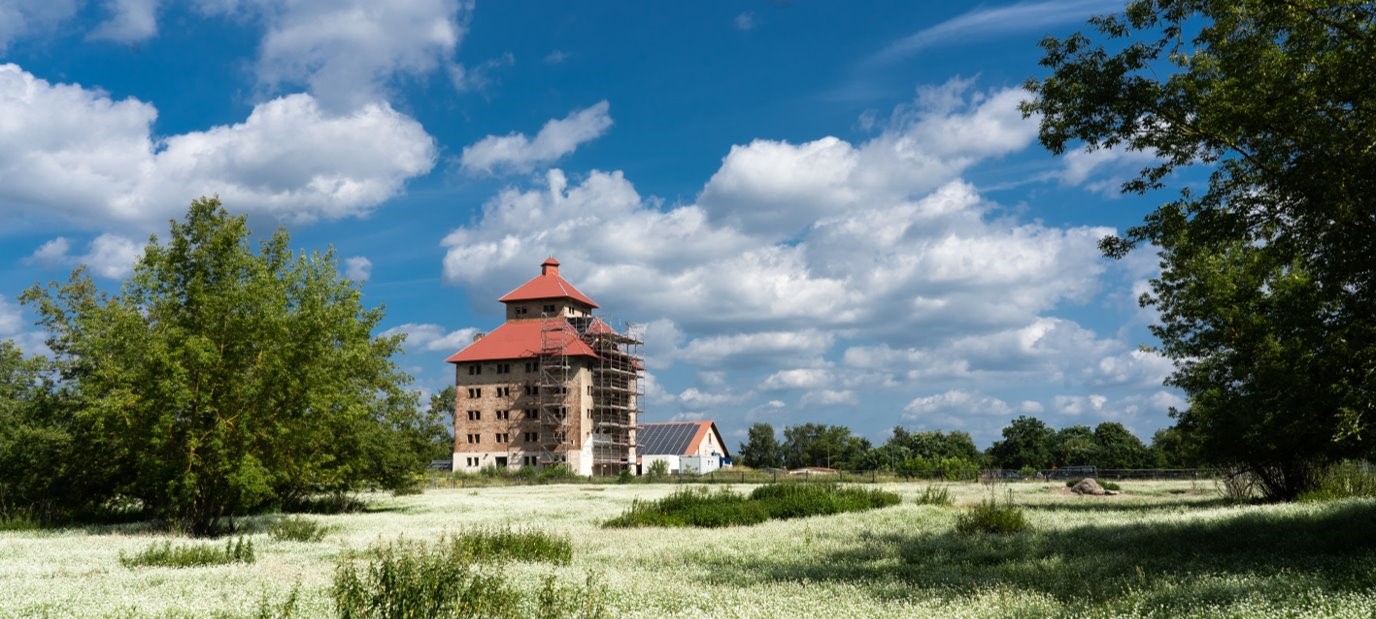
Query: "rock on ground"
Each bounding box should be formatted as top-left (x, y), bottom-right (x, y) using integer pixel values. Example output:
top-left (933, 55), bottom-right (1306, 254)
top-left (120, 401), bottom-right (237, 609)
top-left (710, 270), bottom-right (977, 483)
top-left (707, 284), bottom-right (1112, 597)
top-left (1071, 478), bottom-right (1106, 495)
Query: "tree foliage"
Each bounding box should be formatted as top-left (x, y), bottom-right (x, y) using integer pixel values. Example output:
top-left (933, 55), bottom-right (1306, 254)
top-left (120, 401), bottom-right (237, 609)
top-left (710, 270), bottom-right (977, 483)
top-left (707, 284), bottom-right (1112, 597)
top-left (14, 198), bottom-right (427, 533)
top-left (1024, 1), bottom-right (1376, 499)
top-left (989, 416), bottom-right (1056, 469)
top-left (737, 423), bottom-right (785, 469)
top-left (781, 423), bottom-right (870, 470)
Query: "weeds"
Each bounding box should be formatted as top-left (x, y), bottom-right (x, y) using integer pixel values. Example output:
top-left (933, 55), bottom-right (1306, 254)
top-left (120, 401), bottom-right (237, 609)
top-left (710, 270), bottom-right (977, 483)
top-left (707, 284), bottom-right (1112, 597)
top-left (1066, 478), bottom-right (1122, 492)
top-left (119, 536), bottom-right (255, 568)
top-left (283, 493), bottom-right (369, 515)
top-left (1300, 460), bottom-right (1376, 502)
top-left (915, 485), bottom-right (954, 506)
top-left (604, 483), bottom-right (900, 528)
top-left (268, 516), bottom-right (332, 542)
top-left (956, 486), bottom-right (1027, 535)
top-left (333, 528), bottom-right (588, 618)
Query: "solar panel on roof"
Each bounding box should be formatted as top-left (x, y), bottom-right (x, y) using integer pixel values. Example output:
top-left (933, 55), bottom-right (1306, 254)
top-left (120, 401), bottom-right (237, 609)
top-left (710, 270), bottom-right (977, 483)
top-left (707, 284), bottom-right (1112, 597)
top-left (638, 423), bottom-right (700, 455)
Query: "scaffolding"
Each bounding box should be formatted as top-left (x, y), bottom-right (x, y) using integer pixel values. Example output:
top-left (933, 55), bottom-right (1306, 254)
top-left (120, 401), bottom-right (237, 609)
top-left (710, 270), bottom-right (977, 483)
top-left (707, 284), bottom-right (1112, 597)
top-left (585, 319), bottom-right (643, 476)
top-left (535, 313), bottom-right (574, 467)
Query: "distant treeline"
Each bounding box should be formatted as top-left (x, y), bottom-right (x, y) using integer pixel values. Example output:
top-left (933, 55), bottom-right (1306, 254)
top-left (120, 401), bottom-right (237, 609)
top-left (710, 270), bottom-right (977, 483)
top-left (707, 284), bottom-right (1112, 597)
top-left (737, 417), bottom-right (1194, 474)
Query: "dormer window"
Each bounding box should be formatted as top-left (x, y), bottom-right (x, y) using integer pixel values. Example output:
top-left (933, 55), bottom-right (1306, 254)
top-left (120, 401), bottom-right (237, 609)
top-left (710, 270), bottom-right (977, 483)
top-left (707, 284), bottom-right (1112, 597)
top-left (543, 304), bottom-right (556, 313)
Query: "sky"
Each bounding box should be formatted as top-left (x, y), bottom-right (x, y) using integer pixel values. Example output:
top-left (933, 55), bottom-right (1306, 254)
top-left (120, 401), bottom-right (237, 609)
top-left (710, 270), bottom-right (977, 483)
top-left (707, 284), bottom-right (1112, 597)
top-left (0, 0), bottom-right (1189, 450)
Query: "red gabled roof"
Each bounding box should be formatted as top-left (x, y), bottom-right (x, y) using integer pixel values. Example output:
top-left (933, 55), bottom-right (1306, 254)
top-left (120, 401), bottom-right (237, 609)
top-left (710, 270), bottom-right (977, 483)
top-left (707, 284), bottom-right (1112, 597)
top-left (498, 257), bottom-right (599, 308)
top-left (445, 319), bottom-right (597, 363)
top-left (638, 421), bottom-right (730, 458)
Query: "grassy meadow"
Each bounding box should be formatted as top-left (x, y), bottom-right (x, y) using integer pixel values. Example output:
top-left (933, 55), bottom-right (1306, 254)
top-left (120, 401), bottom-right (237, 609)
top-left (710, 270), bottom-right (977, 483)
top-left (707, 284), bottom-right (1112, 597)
top-left (3, 480), bottom-right (1376, 617)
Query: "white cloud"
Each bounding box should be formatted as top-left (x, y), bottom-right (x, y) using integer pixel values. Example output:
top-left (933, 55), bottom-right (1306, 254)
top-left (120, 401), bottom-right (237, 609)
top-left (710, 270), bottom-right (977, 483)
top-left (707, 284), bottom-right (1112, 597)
top-left (873, 0), bottom-right (1118, 62)
top-left (1088, 349), bottom-right (1173, 388)
top-left (24, 233), bottom-right (143, 279)
top-left (1054, 393), bottom-right (1109, 416)
top-left (543, 50), bottom-right (569, 64)
top-left (344, 256), bottom-right (372, 282)
top-left (678, 330), bottom-right (835, 366)
top-left (447, 52), bottom-right (513, 93)
top-left (800, 389), bottom-right (856, 408)
top-left (381, 323), bottom-right (479, 353)
top-left (0, 0), bottom-right (79, 51)
top-left (0, 294), bottom-right (21, 336)
top-left (460, 101), bottom-right (613, 175)
top-left (760, 368), bottom-right (830, 391)
top-left (230, 0), bottom-right (472, 110)
top-left (88, 0), bottom-right (161, 43)
top-left (903, 389), bottom-right (1013, 419)
top-left (699, 79), bottom-right (1037, 240)
top-left (734, 12), bottom-right (755, 31)
top-left (0, 65), bottom-right (437, 228)
top-left (678, 387), bottom-right (748, 408)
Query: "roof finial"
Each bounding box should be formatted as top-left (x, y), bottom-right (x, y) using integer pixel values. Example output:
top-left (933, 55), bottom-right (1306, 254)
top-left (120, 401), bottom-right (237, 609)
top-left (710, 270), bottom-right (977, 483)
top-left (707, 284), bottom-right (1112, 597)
top-left (541, 256), bottom-right (560, 276)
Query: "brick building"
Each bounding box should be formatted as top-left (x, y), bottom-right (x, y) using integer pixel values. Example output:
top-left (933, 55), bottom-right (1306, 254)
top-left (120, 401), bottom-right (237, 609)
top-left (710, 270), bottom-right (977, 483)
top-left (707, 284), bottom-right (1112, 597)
top-left (445, 258), bottom-right (642, 476)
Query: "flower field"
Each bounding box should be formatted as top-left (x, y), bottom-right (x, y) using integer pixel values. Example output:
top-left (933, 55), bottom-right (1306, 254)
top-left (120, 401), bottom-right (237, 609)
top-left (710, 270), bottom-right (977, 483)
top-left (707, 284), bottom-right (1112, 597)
top-left (2, 480), bottom-right (1375, 617)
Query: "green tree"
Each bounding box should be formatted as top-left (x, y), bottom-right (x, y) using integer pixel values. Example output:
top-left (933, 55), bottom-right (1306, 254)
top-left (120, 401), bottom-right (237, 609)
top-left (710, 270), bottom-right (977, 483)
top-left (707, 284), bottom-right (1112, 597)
top-left (1023, 1), bottom-right (1376, 499)
top-left (20, 198), bottom-right (425, 533)
top-left (782, 423), bottom-right (870, 470)
top-left (0, 341), bottom-right (70, 518)
top-left (423, 386), bottom-right (459, 461)
top-left (1051, 425), bottom-right (1100, 468)
top-left (737, 422), bottom-right (784, 469)
top-left (988, 416), bottom-right (1055, 470)
top-left (1093, 422), bottom-right (1150, 468)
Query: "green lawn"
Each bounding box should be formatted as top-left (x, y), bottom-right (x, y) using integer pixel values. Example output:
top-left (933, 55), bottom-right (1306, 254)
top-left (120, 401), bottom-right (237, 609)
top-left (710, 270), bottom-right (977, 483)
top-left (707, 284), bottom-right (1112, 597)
top-left (2, 480), bottom-right (1374, 617)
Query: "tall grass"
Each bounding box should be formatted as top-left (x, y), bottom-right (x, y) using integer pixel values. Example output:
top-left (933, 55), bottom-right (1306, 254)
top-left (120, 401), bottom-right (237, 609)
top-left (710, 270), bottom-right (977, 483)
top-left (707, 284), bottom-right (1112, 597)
top-left (1300, 460), bottom-right (1376, 501)
top-left (119, 536), bottom-right (256, 568)
top-left (604, 483), bottom-right (900, 528)
top-left (268, 516), bottom-right (332, 542)
top-left (333, 527), bottom-right (586, 618)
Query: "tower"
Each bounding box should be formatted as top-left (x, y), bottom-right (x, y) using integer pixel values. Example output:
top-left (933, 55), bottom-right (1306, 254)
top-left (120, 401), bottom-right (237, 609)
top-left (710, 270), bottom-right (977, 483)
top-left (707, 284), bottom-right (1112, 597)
top-left (445, 258), bottom-right (642, 475)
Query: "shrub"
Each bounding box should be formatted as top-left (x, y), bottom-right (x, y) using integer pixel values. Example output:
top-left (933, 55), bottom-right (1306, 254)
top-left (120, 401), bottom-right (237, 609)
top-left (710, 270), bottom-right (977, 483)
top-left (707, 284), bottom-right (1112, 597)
top-left (955, 499), bottom-right (1028, 535)
top-left (283, 493), bottom-right (368, 515)
top-left (915, 485), bottom-right (953, 506)
top-left (119, 536), bottom-right (255, 568)
top-left (268, 516), bottom-right (332, 543)
top-left (605, 487), bottom-right (768, 528)
top-left (536, 572), bottom-right (610, 619)
top-left (1300, 461), bottom-right (1376, 502)
top-left (333, 529), bottom-right (580, 618)
top-left (334, 539), bottom-right (519, 619)
top-left (616, 469), bottom-right (634, 484)
top-left (749, 483), bottom-right (900, 520)
top-left (604, 483), bottom-right (900, 528)
top-left (443, 527), bottom-right (572, 565)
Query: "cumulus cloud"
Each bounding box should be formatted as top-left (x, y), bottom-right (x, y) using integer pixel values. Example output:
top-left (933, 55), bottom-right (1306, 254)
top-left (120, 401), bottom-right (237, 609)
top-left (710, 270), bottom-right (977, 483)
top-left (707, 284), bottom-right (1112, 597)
top-left (0, 65), bottom-right (437, 229)
top-left (24, 233), bottom-right (143, 279)
top-left (381, 323), bottom-right (479, 353)
top-left (437, 77), bottom-right (1169, 438)
top-left (903, 389), bottom-right (1013, 419)
top-left (734, 12), bottom-right (755, 31)
top-left (88, 0), bottom-right (161, 43)
top-left (344, 256), bottom-right (372, 282)
top-left (460, 101), bottom-right (613, 175)
top-left (0, 294), bottom-right (21, 336)
top-left (203, 0), bottom-right (474, 110)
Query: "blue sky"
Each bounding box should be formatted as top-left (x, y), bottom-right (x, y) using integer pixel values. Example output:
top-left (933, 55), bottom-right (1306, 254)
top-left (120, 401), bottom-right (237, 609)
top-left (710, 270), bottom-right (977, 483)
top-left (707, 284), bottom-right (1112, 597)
top-left (0, 0), bottom-right (1186, 449)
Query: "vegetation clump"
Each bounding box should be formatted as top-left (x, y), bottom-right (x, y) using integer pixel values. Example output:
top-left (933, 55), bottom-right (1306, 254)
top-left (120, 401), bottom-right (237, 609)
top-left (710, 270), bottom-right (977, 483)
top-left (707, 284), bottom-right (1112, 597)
top-left (268, 516), bottom-right (332, 542)
top-left (915, 485), bottom-right (954, 506)
top-left (1066, 478), bottom-right (1121, 492)
top-left (955, 499), bottom-right (1028, 536)
top-left (333, 528), bottom-right (589, 618)
top-left (604, 483), bottom-right (899, 528)
top-left (1299, 461), bottom-right (1376, 502)
top-left (119, 536), bottom-right (255, 568)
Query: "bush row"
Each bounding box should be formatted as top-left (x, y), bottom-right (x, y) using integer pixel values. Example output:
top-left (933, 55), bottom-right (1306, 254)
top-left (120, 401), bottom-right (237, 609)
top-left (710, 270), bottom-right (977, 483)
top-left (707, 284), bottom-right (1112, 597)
top-left (604, 483), bottom-right (901, 528)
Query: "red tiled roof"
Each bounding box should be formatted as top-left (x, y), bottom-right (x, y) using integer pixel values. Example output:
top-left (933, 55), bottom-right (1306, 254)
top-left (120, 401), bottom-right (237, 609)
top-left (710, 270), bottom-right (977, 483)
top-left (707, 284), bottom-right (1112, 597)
top-left (498, 257), bottom-right (599, 308)
top-left (445, 319), bottom-right (597, 363)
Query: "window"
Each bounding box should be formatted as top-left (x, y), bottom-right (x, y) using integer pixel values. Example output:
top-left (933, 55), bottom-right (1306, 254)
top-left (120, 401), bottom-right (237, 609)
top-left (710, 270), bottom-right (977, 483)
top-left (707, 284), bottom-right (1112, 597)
top-left (466, 457), bottom-right (479, 467)
top-left (515, 306), bottom-right (529, 316)
top-left (527, 409), bottom-right (539, 420)
top-left (467, 365), bottom-right (482, 375)
top-left (524, 384), bottom-right (538, 396)
top-left (524, 361), bottom-right (537, 372)
top-left (495, 433), bottom-right (509, 444)
top-left (553, 431), bottom-right (567, 443)
top-left (587, 385), bottom-right (593, 395)
top-left (523, 456), bottom-right (538, 466)
top-left (466, 434), bottom-right (480, 444)
top-left (497, 386), bottom-right (512, 397)
top-left (495, 363), bottom-right (511, 374)
top-left (524, 432), bottom-right (539, 443)
top-left (495, 410), bottom-right (510, 420)
top-left (467, 410), bottom-right (480, 421)
top-left (542, 304), bottom-right (556, 313)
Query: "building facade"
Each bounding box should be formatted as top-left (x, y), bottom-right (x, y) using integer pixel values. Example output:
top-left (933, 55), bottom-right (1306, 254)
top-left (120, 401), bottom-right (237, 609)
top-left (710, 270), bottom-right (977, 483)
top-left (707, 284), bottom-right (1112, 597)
top-left (446, 258), bottom-right (642, 476)
top-left (638, 421), bottom-right (731, 475)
